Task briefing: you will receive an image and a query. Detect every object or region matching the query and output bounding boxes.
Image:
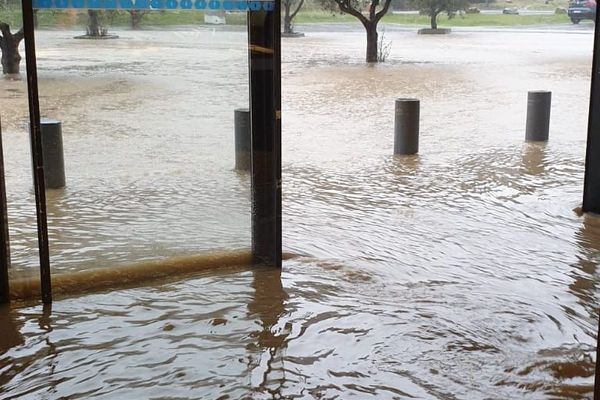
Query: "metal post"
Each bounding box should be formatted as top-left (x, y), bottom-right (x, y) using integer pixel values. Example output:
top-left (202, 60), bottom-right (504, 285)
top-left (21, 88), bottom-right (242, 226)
top-left (234, 108), bottom-right (251, 171)
top-left (525, 90), bottom-right (551, 142)
top-left (588, 9), bottom-right (600, 400)
top-left (596, 308), bottom-right (600, 400)
top-left (22, 0), bottom-right (52, 304)
top-left (584, 10), bottom-right (600, 215)
top-left (248, 0), bottom-right (282, 267)
top-left (39, 119), bottom-right (66, 189)
top-left (0, 117), bottom-right (10, 304)
top-left (394, 98), bottom-right (420, 155)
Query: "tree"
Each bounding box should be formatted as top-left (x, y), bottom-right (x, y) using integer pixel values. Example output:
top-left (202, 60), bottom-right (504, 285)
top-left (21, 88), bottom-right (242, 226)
top-left (81, 10), bottom-right (120, 37)
top-left (414, 0), bottom-right (467, 29)
top-left (283, 0), bottom-right (304, 35)
top-left (0, 22), bottom-right (23, 74)
top-left (321, 0), bottom-right (392, 63)
top-left (127, 9), bottom-right (148, 29)
top-left (87, 10), bottom-right (102, 36)
top-left (85, 10), bottom-right (117, 36)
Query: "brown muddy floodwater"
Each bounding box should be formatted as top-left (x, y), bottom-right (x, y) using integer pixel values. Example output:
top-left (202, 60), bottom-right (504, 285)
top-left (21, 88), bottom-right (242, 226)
top-left (0, 25), bottom-right (599, 398)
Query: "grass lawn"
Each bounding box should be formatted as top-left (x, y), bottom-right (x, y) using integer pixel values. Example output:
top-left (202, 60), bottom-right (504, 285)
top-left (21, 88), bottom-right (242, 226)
top-left (0, 8), bottom-right (249, 28)
top-left (382, 12), bottom-right (571, 26)
top-left (295, 10), bottom-right (571, 26)
top-left (0, 6), bottom-right (573, 29)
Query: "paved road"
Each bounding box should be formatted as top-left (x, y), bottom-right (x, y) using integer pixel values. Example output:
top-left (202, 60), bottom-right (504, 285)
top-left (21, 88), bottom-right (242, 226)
top-left (295, 21), bottom-right (595, 34)
top-left (393, 9), bottom-right (557, 15)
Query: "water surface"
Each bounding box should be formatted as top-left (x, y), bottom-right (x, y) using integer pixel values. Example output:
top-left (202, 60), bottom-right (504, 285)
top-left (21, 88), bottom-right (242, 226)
top-left (0, 26), bottom-right (598, 398)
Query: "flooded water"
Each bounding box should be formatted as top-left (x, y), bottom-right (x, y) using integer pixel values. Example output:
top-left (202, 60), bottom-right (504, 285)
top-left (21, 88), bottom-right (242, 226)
top-left (1, 24), bottom-right (599, 398)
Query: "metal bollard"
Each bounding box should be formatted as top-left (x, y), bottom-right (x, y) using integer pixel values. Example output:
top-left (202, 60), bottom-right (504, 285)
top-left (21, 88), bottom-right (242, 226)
top-left (40, 119), bottom-right (66, 189)
top-left (394, 98), bottom-right (420, 155)
top-left (525, 91), bottom-right (551, 142)
top-left (234, 108), bottom-right (251, 171)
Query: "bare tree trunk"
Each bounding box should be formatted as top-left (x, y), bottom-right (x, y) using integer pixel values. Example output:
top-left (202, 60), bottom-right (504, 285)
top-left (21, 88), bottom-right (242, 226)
top-left (333, 0), bottom-right (391, 63)
top-left (0, 23), bottom-right (24, 75)
top-left (365, 22), bottom-right (378, 63)
top-left (129, 10), bottom-right (146, 29)
top-left (284, 15), bottom-right (293, 34)
top-left (283, 1), bottom-right (293, 33)
top-left (87, 10), bottom-right (101, 36)
top-left (430, 11), bottom-right (438, 29)
top-left (283, 0), bottom-right (304, 34)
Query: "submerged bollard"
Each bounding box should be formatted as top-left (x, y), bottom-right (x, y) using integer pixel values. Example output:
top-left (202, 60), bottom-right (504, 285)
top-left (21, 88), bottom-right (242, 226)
top-left (394, 98), bottom-right (420, 155)
top-left (234, 108), bottom-right (251, 171)
top-left (525, 90), bottom-right (551, 142)
top-left (40, 119), bottom-right (66, 189)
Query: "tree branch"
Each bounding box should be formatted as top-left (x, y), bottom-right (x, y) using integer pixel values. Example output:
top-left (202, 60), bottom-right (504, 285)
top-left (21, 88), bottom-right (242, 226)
top-left (13, 28), bottom-right (24, 43)
top-left (0, 23), bottom-right (11, 40)
top-left (374, 0), bottom-right (392, 22)
top-left (290, 0), bottom-right (305, 20)
top-left (369, 0), bottom-right (379, 21)
top-left (335, 0), bottom-right (368, 26)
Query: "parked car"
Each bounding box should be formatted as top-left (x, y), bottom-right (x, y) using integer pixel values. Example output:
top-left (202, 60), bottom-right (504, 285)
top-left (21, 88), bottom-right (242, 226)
top-left (568, 0), bottom-right (596, 23)
top-left (502, 7), bottom-right (519, 14)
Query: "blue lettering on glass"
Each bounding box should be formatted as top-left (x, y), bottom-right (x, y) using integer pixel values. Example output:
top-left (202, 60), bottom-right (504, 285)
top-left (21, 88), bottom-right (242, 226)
top-left (36, 0), bottom-right (273, 9)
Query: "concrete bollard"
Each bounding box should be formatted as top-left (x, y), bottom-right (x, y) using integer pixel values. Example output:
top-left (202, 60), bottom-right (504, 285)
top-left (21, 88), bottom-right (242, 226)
top-left (234, 108), bottom-right (251, 171)
top-left (394, 98), bottom-right (420, 155)
top-left (525, 91), bottom-right (551, 142)
top-left (40, 119), bottom-right (66, 189)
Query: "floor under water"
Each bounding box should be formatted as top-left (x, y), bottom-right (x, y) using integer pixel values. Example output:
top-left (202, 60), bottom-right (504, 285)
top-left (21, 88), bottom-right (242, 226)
top-left (0, 25), bottom-right (599, 398)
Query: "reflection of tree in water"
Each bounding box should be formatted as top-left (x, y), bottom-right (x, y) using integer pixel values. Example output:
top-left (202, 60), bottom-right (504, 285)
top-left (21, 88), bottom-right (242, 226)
top-left (247, 267), bottom-right (290, 398)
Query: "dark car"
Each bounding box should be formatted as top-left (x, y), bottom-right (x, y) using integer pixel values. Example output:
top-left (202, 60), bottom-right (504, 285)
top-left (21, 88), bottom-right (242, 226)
top-left (568, 0), bottom-right (596, 23)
